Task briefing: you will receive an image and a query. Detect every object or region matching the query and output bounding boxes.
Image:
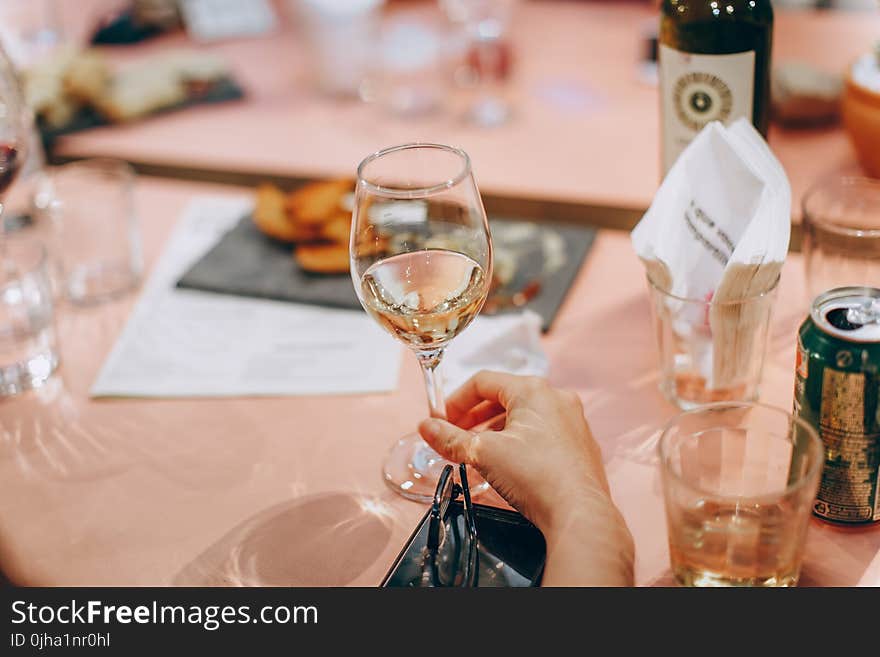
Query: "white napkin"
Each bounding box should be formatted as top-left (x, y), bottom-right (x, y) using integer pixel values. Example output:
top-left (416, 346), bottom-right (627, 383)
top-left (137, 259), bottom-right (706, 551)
top-left (632, 118), bottom-right (790, 301)
top-left (442, 310), bottom-right (548, 394)
top-left (631, 118), bottom-right (791, 388)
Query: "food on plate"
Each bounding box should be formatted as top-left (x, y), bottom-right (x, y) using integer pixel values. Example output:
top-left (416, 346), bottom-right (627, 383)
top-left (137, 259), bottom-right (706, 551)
top-left (295, 243), bottom-right (351, 274)
top-left (772, 62), bottom-right (842, 126)
top-left (285, 179), bottom-right (354, 225)
top-left (250, 180), bottom-right (357, 273)
top-left (253, 184), bottom-right (303, 242)
top-left (94, 67), bottom-right (188, 122)
top-left (63, 50), bottom-right (112, 105)
top-left (319, 212), bottom-right (353, 244)
top-left (23, 48), bottom-right (86, 128)
top-left (22, 47), bottom-right (232, 128)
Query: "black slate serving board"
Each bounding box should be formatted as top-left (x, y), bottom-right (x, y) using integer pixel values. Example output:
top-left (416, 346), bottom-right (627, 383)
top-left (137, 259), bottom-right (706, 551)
top-left (176, 215), bottom-right (596, 332)
top-left (39, 77), bottom-right (244, 145)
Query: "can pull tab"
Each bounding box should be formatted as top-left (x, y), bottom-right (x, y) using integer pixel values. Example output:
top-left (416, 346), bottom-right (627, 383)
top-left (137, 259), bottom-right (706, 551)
top-left (847, 299), bottom-right (880, 326)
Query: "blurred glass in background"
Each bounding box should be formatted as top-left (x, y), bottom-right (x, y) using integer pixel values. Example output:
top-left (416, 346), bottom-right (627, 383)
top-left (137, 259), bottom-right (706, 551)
top-left (441, 0), bottom-right (518, 127)
top-left (39, 159), bottom-right (142, 305)
top-left (291, 0), bottom-right (385, 98)
top-left (802, 177), bottom-right (880, 304)
top-left (0, 238), bottom-right (58, 396)
top-left (370, 12), bottom-right (447, 116)
top-left (287, 0), bottom-right (521, 124)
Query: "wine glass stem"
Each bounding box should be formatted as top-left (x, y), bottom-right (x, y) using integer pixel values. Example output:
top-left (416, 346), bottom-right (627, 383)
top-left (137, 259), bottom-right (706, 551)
top-left (416, 348), bottom-right (447, 420)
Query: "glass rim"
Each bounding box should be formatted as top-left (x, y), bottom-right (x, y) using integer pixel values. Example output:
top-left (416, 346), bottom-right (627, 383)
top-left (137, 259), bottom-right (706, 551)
top-left (802, 176), bottom-right (880, 239)
top-left (356, 143), bottom-right (472, 199)
top-left (645, 271), bottom-right (781, 306)
top-left (657, 401), bottom-right (824, 504)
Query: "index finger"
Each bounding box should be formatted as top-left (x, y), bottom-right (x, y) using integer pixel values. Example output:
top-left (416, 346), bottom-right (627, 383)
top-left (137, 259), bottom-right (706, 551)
top-left (445, 370), bottom-right (528, 424)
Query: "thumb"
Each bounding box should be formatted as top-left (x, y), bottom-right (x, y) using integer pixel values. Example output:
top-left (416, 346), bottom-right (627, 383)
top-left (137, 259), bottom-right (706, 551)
top-left (418, 418), bottom-right (479, 465)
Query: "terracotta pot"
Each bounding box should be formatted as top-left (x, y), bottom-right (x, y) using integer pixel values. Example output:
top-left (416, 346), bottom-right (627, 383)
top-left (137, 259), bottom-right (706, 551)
top-left (842, 62), bottom-right (880, 179)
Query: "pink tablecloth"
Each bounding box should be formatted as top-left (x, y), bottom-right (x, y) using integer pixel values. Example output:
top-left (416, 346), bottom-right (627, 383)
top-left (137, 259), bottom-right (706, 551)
top-left (1, 177), bottom-right (878, 586)
top-left (52, 3), bottom-right (879, 223)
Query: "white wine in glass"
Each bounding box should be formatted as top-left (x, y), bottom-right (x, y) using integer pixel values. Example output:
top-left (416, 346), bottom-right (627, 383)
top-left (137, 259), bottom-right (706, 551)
top-left (360, 249), bottom-right (486, 348)
top-left (351, 143), bottom-right (493, 502)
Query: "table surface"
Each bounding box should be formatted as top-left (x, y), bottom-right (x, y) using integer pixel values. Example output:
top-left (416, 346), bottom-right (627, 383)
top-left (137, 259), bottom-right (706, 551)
top-left (51, 1), bottom-right (878, 226)
top-left (1, 175), bottom-right (878, 587)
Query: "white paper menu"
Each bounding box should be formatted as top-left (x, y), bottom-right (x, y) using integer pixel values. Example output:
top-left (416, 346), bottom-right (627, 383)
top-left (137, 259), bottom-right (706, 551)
top-left (91, 196), bottom-right (402, 398)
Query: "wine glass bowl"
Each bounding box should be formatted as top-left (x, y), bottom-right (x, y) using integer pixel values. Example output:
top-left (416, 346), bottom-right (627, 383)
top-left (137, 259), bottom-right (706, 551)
top-left (351, 143), bottom-right (493, 502)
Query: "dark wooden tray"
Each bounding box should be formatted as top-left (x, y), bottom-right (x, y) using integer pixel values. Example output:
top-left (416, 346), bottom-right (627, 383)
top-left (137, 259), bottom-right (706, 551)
top-left (39, 76), bottom-right (244, 146)
top-left (176, 204), bottom-right (596, 333)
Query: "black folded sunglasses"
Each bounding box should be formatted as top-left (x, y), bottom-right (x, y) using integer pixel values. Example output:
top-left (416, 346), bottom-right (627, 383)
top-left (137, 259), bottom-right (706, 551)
top-left (423, 463), bottom-right (479, 587)
top-left (383, 463), bottom-right (546, 588)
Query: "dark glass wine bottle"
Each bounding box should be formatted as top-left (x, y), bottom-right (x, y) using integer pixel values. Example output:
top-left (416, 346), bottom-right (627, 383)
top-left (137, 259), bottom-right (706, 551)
top-left (659, 0), bottom-right (773, 174)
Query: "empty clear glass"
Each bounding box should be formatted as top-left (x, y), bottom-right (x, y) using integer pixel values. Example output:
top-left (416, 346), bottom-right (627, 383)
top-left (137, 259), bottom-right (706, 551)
top-left (293, 0), bottom-right (384, 98)
top-left (42, 159), bottom-right (142, 305)
top-left (0, 238), bottom-right (57, 395)
top-left (802, 177), bottom-right (880, 304)
top-left (370, 16), bottom-right (448, 117)
top-left (659, 402), bottom-right (823, 587)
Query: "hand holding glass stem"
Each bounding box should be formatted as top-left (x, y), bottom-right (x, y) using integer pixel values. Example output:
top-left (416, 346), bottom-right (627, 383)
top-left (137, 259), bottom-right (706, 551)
top-left (419, 370), bottom-right (635, 587)
top-left (351, 143), bottom-right (493, 502)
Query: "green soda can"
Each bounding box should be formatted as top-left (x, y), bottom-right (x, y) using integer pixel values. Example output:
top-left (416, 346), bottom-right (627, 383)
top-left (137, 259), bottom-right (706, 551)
top-left (793, 287), bottom-right (880, 524)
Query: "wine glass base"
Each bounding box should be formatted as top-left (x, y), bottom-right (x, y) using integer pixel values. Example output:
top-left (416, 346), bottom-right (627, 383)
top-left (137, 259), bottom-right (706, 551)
top-left (382, 432), bottom-right (490, 503)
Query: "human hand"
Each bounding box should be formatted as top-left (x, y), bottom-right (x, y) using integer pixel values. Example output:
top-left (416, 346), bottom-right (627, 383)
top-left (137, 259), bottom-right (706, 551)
top-left (418, 371), bottom-right (634, 586)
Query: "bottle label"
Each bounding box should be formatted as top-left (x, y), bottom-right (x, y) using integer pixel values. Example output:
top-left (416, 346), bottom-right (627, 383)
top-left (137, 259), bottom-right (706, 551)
top-left (659, 44), bottom-right (755, 173)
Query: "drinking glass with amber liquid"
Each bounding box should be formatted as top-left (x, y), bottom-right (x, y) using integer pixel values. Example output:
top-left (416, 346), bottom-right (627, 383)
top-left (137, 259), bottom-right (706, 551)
top-left (659, 0), bottom-right (773, 173)
top-left (659, 402), bottom-right (823, 587)
top-left (350, 143), bottom-right (493, 502)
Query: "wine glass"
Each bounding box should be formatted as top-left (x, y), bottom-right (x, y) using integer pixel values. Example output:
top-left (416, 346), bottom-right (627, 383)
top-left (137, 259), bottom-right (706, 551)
top-left (351, 143), bottom-right (493, 502)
